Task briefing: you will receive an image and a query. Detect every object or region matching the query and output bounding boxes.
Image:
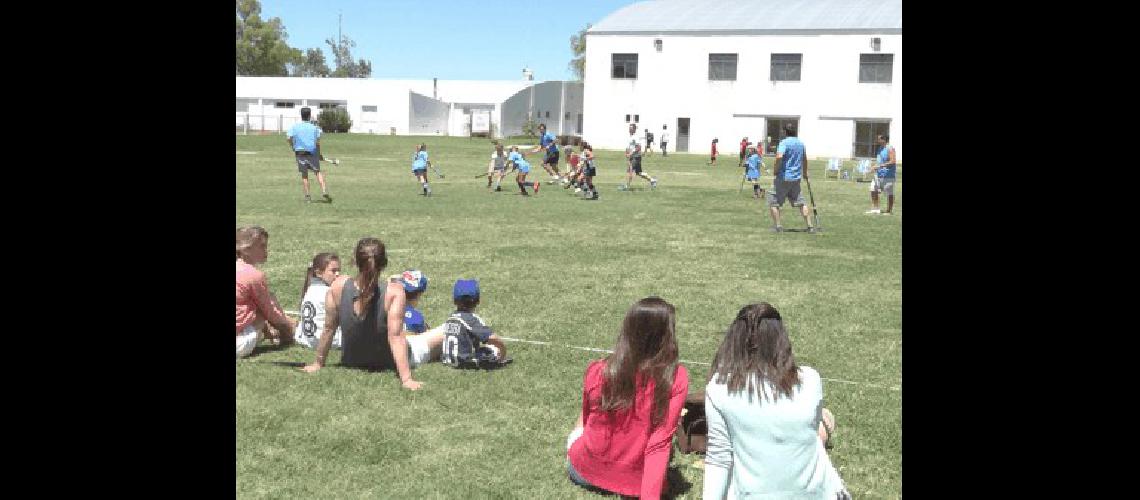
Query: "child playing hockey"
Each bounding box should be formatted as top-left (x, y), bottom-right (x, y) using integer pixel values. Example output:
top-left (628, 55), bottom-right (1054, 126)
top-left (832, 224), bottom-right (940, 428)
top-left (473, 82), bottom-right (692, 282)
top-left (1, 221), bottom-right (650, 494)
top-left (744, 146), bottom-right (766, 199)
top-left (411, 143), bottom-right (433, 196)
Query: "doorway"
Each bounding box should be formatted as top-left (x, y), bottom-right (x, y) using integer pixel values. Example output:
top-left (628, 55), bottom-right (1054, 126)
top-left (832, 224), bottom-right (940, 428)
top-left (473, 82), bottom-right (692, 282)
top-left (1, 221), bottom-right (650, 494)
top-left (677, 118), bottom-right (690, 152)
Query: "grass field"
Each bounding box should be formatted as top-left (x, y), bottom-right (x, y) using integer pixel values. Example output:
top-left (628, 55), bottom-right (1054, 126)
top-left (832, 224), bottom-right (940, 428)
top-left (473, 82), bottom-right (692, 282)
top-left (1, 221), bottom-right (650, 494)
top-left (236, 133), bottom-right (901, 499)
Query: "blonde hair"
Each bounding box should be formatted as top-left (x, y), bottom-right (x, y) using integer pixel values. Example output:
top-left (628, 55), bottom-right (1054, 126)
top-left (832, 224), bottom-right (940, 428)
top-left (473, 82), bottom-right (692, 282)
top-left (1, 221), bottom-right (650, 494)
top-left (236, 226), bottom-right (269, 260)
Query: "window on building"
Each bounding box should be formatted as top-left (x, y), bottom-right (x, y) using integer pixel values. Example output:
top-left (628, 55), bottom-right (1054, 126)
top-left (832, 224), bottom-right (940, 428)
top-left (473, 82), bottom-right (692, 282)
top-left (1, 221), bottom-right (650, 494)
top-left (708, 53), bottom-right (738, 81)
top-left (859, 54), bottom-right (893, 83)
top-left (612, 53), bottom-right (638, 79)
top-left (625, 114), bottom-right (631, 123)
top-left (545, 111), bottom-right (550, 118)
top-left (361, 105), bottom-right (378, 112)
top-left (634, 114), bottom-right (640, 122)
top-left (577, 113), bottom-right (583, 134)
top-left (565, 112), bottom-right (571, 120)
top-left (764, 117), bottom-right (800, 154)
top-left (853, 121), bottom-right (890, 157)
top-left (274, 102), bottom-right (295, 109)
top-left (318, 102), bottom-right (341, 110)
top-left (770, 54), bottom-right (802, 81)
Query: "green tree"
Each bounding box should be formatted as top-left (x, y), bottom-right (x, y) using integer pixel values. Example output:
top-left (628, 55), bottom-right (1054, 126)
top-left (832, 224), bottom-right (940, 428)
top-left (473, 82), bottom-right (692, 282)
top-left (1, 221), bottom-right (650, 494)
top-left (236, 0), bottom-right (300, 76)
top-left (568, 24), bottom-right (590, 81)
top-left (292, 48), bottom-right (330, 77)
top-left (326, 35), bottom-right (372, 78)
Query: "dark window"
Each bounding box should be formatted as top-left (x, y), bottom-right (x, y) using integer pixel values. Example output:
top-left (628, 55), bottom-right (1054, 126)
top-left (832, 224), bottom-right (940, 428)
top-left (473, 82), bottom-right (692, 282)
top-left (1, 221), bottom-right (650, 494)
top-left (625, 114), bottom-right (631, 123)
top-left (634, 114), bottom-right (640, 122)
top-left (274, 102), bottom-right (295, 109)
top-left (764, 118), bottom-right (800, 155)
top-left (565, 112), bottom-right (571, 120)
top-left (361, 105), bottom-right (377, 112)
top-left (545, 111), bottom-right (550, 118)
top-left (854, 121), bottom-right (890, 157)
top-left (859, 54), bottom-right (893, 83)
top-left (709, 53), bottom-right (738, 81)
top-left (770, 54), bottom-right (802, 82)
top-left (318, 102), bottom-right (340, 110)
top-left (611, 53), bottom-right (638, 79)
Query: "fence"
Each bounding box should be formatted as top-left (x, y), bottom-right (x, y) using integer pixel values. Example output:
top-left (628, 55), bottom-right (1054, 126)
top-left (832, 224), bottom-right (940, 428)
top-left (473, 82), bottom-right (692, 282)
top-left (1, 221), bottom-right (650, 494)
top-left (236, 113), bottom-right (305, 135)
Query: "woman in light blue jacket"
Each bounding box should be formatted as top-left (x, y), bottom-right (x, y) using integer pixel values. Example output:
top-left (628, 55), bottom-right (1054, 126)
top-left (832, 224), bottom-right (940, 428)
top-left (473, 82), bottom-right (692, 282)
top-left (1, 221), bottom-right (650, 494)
top-left (703, 303), bottom-right (850, 500)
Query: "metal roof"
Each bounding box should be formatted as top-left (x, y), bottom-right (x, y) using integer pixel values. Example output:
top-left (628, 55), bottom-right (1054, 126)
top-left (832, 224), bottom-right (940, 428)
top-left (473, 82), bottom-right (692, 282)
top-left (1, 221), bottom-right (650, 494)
top-left (589, 0), bottom-right (901, 35)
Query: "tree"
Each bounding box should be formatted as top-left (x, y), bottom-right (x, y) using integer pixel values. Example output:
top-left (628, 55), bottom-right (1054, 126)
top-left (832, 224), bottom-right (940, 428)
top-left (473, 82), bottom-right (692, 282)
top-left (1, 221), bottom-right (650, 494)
top-left (325, 35), bottom-right (372, 78)
top-left (292, 48), bottom-right (330, 77)
top-left (236, 0), bottom-right (300, 76)
top-left (568, 24), bottom-right (590, 81)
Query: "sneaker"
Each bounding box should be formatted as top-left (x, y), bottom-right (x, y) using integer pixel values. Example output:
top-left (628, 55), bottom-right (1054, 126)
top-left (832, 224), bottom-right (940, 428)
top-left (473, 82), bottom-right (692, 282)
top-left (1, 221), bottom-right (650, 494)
top-left (574, 187), bottom-right (582, 193)
top-left (495, 186), bottom-right (502, 192)
top-left (533, 182), bottom-right (540, 193)
top-left (426, 186), bottom-right (432, 197)
top-left (323, 193), bottom-right (332, 203)
top-left (808, 226), bottom-right (820, 234)
top-left (771, 226), bottom-right (784, 233)
top-left (651, 178), bottom-right (658, 189)
top-left (591, 192), bottom-right (599, 200)
top-left (864, 209), bottom-right (881, 215)
top-left (304, 195), bottom-right (312, 203)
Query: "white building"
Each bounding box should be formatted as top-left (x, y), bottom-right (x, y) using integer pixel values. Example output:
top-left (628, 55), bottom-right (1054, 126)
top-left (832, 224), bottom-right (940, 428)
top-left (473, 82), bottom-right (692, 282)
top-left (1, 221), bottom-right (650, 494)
top-left (236, 76), bottom-right (583, 139)
top-left (583, 0), bottom-right (901, 161)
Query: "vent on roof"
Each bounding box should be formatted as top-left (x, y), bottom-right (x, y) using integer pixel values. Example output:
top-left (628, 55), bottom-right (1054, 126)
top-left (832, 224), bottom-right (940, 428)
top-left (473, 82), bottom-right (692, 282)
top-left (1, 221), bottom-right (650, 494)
top-left (654, 38), bottom-right (663, 51)
top-left (871, 37), bottom-right (881, 52)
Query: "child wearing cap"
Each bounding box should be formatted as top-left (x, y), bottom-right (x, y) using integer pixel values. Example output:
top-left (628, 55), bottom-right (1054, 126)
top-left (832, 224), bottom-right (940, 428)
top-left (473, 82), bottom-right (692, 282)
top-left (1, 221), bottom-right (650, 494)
top-left (440, 279), bottom-right (509, 368)
top-left (390, 269), bottom-right (446, 367)
top-left (744, 146), bottom-right (765, 199)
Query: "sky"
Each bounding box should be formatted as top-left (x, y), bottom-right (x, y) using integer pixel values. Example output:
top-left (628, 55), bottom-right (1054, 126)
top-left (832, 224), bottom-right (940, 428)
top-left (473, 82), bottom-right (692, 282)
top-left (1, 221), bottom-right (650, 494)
top-left (257, 0), bottom-right (638, 81)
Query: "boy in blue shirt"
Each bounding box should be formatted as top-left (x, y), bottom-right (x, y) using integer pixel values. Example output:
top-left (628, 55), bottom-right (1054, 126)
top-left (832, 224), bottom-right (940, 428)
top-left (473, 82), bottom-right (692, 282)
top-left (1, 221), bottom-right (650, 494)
top-left (392, 269), bottom-right (445, 367)
top-left (745, 146), bottom-right (765, 199)
top-left (411, 143), bottom-right (432, 196)
top-left (286, 107), bottom-right (332, 203)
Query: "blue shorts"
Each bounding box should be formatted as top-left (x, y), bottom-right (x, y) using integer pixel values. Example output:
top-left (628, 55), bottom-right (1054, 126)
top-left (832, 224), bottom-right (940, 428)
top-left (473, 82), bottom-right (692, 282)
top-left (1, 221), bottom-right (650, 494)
top-left (746, 168), bottom-right (759, 181)
top-left (517, 164), bottom-right (530, 174)
top-left (412, 167), bottom-right (426, 176)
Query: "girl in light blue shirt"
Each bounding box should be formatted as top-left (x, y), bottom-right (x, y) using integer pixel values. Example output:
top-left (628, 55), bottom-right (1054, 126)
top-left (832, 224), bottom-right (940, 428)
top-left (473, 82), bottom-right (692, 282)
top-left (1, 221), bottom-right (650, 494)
top-left (703, 302), bottom-right (849, 500)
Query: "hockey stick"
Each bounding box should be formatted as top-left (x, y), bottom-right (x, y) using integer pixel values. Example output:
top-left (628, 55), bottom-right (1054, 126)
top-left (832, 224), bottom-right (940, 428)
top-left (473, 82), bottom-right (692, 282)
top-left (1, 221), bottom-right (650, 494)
top-left (428, 163), bottom-right (445, 179)
top-left (804, 176), bottom-right (822, 231)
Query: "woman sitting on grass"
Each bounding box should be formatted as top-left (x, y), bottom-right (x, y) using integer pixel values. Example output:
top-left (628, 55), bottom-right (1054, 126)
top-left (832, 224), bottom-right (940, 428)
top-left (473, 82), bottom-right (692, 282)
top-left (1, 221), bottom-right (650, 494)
top-left (236, 226), bottom-right (296, 358)
top-left (565, 297), bottom-right (689, 499)
top-left (702, 302), bottom-right (849, 500)
top-left (302, 237), bottom-right (423, 391)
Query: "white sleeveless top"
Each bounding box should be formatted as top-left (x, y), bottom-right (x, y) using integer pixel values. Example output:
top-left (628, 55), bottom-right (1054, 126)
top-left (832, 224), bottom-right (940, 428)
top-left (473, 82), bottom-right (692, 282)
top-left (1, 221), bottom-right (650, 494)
top-left (294, 279), bottom-right (342, 349)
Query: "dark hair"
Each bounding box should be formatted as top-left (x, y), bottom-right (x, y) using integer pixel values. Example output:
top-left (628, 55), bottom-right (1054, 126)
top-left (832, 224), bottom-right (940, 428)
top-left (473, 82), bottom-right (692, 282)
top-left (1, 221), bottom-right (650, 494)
top-left (539, 123), bottom-right (547, 129)
top-left (600, 297), bottom-right (679, 427)
top-left (878, 134), bottom-right (889, 142)
top-left (709, 302), bottom-right (801, 403)
top-left (236, 226), bottom-right (269, 259)
top-left (301, 252), bottom-right (339, 300)
top-left (406, 289), bottom-right (424, 302)
top-left (352, 238), bottom-right (388, 312)
top-left (300, 107), bottom-right (312, 121)
top-left (454, 295), bottom-right (479, 311)
top-left (783, 123), bottom-right (797, 137)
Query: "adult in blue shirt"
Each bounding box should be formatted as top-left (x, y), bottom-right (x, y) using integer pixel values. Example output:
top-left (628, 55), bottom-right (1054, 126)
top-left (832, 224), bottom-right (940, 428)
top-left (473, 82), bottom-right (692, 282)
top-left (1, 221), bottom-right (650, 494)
top-left (866, 134), bottom-right (897, 215)
top-left (507, 146), bottom-right (539, 196)
top-left (286, 107), bottom-right (331, 203)
top-left (767, 124), bottom-right (816, 233)
top-left (529, 124), bottom-right (562, 184)
top-left (411, 143), bottom-right (432, 196)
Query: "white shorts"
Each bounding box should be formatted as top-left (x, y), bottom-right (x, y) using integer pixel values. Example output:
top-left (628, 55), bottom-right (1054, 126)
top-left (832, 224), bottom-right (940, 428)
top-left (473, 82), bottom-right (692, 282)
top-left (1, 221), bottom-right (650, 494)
top-left (406, 334), bottom-right (432, 368)
top-left (236, 324), bottom-right (261, 358)
top-left (871, 176), bottom-right (895, 196)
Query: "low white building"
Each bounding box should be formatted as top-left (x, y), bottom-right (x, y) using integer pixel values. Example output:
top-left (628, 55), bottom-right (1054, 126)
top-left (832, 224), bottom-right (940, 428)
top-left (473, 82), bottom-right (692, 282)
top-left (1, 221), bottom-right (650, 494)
top-left (582, 0), bottom-right (901, 160)
top-left (236, 76), bottom-right (583, 139)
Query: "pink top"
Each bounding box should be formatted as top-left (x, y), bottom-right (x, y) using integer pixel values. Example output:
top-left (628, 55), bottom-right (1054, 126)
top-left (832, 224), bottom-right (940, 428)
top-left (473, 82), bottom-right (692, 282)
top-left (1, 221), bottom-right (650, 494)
top-left (567, 359), bottom-right (689, 499)
top-left (236, 260), bottom-right (290, 334)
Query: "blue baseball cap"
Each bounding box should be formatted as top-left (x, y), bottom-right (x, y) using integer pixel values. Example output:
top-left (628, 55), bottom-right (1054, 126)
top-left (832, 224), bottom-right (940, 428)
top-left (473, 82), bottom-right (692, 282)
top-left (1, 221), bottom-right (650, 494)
top-left (453, 279), bottom-right (480, 300)
top-left (400, 269), bottom-right (428, 293)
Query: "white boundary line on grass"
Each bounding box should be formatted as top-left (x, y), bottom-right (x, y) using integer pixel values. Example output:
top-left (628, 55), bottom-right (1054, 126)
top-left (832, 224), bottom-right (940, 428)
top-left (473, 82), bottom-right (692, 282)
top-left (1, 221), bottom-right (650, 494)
top-left (282, 310), bottom-right (899, 392)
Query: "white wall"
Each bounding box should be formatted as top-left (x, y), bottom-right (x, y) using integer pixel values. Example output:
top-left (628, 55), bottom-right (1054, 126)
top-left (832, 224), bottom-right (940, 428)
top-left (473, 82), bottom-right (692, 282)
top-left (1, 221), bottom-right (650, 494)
top-left (583, 33), bottom-right (901, 160)
top-left (500, 81), bottom-right (584, 137)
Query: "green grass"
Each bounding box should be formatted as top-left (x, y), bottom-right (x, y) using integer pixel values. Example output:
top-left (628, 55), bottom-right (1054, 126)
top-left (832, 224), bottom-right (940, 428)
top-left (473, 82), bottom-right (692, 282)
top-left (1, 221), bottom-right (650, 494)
top-left (236, 133), bottom-right (901, 499)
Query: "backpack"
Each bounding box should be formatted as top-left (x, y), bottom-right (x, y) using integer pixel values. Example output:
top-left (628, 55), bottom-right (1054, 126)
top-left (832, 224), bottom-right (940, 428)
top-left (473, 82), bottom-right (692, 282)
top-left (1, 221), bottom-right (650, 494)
top-left (675, 390), bottom-right (708, 454)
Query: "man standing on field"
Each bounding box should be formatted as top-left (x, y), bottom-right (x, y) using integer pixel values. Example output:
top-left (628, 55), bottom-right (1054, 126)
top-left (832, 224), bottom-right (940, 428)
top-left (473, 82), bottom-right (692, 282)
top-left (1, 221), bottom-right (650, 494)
top-left (287, 107), bottom-right (331, 203)
top-left (767, 124), bottom-right (815, 233)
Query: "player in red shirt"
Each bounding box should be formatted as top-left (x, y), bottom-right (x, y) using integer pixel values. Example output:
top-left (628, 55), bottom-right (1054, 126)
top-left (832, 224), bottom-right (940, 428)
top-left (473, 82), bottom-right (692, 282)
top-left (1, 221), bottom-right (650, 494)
top-left (708, 138), bottom-right (719, 166)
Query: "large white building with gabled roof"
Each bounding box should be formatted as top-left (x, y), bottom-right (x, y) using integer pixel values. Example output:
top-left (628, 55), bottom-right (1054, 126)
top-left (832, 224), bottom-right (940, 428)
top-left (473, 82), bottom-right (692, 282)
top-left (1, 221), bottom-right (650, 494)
top-left (583, 0), bottom-right (901, 161)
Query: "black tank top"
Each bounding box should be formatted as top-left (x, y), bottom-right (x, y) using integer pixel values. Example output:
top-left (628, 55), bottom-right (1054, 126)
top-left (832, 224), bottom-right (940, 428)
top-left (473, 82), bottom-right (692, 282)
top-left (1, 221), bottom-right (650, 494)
top-left (338, 278), bottom-right (394, 370)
